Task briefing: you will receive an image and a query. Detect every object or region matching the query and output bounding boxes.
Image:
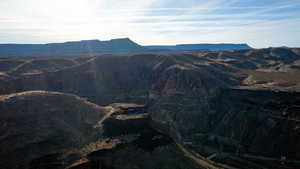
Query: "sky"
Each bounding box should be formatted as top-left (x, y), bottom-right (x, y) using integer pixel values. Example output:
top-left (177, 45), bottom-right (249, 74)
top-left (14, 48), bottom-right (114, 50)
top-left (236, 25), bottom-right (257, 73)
top-left (0, 0), bottom-right (300, 48)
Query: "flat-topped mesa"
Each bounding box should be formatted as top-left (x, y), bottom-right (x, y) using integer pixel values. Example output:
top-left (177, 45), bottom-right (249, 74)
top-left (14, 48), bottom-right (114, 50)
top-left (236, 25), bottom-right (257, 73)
top-left (110, 37), bottom-right (132, 42)
top-left (80, 39), bottom-right (101, 43)
top-left (146, 43), bottom-right (252, 51)
top-left (65, 38), bottom-right (135, 44)
top-left (0, 38), bottom-right (145, 57)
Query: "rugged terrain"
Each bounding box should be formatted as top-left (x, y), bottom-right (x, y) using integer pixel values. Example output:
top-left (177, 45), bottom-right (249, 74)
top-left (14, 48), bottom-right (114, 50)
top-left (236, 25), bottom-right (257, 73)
top-left (0, 47), bottom-right (300, 169)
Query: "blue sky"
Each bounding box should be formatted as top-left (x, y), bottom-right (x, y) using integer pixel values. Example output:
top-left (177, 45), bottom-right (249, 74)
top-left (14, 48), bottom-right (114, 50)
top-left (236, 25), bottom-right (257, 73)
top-left (0, 0), bottom-right (299, 48)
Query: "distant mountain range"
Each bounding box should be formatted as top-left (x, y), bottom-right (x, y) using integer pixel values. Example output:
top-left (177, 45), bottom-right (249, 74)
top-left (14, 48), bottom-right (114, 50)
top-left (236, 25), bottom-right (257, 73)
top-left (0, 38), bottom-right (252, 57)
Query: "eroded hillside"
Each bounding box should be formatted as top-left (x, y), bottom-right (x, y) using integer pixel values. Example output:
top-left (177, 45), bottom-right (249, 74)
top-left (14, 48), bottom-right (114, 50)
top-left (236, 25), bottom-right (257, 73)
top-left (0, 91), bottom-right (200, 169)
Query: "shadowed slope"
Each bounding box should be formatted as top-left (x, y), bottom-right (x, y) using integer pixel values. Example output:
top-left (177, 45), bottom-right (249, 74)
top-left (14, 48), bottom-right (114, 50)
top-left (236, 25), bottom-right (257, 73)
top-left (0, 91), bottom-right (109, 168)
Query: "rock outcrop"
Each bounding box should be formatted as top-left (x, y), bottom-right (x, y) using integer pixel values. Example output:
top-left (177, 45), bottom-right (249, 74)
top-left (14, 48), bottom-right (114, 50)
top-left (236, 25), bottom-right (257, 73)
top-left (0, 92), bottom-right (200, 169)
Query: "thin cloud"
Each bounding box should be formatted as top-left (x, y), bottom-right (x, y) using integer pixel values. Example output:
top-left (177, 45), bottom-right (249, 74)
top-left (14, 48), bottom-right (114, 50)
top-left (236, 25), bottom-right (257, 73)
top-left (0, 0), bottom-right (299, 47)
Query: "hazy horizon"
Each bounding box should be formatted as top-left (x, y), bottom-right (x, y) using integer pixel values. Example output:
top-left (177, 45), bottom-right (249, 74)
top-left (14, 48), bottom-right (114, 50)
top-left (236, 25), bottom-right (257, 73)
top-left (1, 0), bottom-right (300, 48)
